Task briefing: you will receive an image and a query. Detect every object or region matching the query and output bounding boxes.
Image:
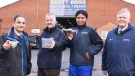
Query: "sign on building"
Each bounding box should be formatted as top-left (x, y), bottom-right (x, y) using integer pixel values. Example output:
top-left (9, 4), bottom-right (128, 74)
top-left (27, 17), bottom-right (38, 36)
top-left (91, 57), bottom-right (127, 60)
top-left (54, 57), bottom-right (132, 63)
top-left (50, 0), bottom-right (86, 17)
top-left (31, 29), bottom-right (40, 34)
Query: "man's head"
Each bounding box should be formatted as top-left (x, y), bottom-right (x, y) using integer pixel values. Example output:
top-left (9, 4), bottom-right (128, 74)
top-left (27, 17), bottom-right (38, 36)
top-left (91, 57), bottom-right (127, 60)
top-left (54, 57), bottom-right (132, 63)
top-left (13, 14), bottom-right (26, 33)
top-left (117, 8), bottom-right (130, 29)
top-left (45, 13), bottom-right (56, 29)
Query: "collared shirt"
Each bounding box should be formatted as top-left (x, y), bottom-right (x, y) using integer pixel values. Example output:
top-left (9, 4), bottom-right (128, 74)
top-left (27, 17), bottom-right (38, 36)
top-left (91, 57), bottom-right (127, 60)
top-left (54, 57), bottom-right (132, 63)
top-left (14, 29), bottom-right (27, 68)
top-left (14, 29), bottom-right (23, 36)
top-left (118, 25), bottom-right (128, 34)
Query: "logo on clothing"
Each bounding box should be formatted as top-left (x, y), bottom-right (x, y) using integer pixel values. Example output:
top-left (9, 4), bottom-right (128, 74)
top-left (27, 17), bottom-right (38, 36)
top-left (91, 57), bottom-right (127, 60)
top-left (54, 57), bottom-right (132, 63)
top-left (82, 32), bottom-right (88, 34)
top-left (109, 38), bottom-right (113, 41)
top-left (123, 39), bottom-right (130, 42)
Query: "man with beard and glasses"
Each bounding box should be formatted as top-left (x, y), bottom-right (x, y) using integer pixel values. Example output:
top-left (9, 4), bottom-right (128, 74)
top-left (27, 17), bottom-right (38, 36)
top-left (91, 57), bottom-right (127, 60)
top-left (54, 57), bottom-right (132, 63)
top-left (102, 8), bottom-right (135, 76)
top-left (37, 13), bottom-right (66, 76)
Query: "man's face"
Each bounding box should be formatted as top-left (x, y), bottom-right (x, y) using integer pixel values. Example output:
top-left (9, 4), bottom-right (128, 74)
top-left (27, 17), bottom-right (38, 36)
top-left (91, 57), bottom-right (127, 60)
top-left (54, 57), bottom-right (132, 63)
top-left (117, 12), bottom-right (130, 29)
top-left (46, 15), bottom-right (56, 28)
top-left (76, 13), bottom-right (87, 26)
top-left (14, 17), bottom-right (26, 33)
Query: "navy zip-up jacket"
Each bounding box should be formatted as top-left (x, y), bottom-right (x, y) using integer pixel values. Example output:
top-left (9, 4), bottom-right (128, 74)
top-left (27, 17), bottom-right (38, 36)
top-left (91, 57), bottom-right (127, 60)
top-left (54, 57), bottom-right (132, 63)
top-left (66, 24), bottom-right (103, 66)
top-left (102, 24), bottom-right (135, 76)
top-left (37, 26), bottom-right (66, 68)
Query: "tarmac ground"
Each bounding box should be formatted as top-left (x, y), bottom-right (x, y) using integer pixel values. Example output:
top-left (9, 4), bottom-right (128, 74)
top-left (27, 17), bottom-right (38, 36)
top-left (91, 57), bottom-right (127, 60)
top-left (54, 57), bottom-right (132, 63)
top-left (28, 48), bottom-right (105, 76)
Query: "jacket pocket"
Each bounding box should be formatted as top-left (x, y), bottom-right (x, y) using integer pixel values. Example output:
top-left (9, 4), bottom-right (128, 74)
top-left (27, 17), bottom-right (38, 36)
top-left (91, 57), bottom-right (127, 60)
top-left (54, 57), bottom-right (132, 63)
top-left (27, 60), bottom-right (32, 75)
top-left (106, 53), bottom-right (114, 70)
top-left (131, 55), bottom-right (135, 65)
top-left (0, 59), bottom-right (9, 76)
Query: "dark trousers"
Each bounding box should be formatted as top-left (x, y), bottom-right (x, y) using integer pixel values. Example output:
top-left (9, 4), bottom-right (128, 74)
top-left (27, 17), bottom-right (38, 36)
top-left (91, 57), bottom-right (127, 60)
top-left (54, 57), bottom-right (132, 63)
top-left (38, 68), bottom-right (60, 76)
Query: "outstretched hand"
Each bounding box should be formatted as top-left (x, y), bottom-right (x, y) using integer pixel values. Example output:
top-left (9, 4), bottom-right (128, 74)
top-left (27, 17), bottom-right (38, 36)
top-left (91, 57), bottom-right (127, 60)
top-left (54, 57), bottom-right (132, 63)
top-left (3, 40), bottom-right (12, 50)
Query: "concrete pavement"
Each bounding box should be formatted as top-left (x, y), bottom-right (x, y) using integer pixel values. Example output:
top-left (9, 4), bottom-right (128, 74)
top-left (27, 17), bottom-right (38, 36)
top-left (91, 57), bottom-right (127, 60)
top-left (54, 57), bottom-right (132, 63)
top-left (28, 48), bottom-right (104, 76)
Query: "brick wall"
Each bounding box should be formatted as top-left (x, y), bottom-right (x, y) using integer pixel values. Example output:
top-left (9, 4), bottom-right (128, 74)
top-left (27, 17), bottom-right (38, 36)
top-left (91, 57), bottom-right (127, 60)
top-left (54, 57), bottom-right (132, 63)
top-left (0, 0), bottom-right (135, 35)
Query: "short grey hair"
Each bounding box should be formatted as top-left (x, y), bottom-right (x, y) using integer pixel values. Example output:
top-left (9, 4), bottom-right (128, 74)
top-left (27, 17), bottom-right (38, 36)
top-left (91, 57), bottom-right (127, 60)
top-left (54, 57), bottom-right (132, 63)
top-left (46, 13), bottom-right (56, 21)
top-left (117, 8), bottom-right (130, 18)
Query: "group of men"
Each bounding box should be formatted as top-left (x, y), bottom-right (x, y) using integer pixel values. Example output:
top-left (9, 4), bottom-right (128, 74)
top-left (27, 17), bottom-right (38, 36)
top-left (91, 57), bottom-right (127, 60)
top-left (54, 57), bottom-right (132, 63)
top-left (0, 8), bottom-right (135, 76)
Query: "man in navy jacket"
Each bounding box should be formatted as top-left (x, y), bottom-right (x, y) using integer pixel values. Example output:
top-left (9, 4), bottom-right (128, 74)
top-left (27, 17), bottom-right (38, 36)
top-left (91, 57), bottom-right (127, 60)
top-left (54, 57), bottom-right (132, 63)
top-left (102, 8), bottom-right (135, 76)
top-left (37, 13), bottom-right (66, 76)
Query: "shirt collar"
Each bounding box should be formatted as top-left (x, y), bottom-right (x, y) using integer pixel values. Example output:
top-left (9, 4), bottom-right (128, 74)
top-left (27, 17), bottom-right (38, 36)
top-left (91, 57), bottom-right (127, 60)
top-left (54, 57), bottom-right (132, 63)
top-left (14, 29), bottom-right (23, 36)
top-left (118, 25), bottom-right (128, 32)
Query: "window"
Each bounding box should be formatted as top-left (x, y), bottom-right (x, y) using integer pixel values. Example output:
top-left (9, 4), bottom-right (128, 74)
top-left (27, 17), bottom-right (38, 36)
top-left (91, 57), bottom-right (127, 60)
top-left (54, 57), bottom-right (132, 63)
top-left (102, 31), bottom-right (108, 40)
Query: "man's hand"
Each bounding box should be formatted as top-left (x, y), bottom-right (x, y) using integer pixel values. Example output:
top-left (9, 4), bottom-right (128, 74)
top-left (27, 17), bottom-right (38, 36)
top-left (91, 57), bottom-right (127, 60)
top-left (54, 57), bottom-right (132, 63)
top-left (66, 32), bottom-right (73, 40)
top-left (86, 52), bottom-right (90, 60)
top-left (3, 40), bottom-right (12, 50)
top-left (49, 40), bottom-right (55, 49)
top-left (102, 70), bottom-right (107, 76)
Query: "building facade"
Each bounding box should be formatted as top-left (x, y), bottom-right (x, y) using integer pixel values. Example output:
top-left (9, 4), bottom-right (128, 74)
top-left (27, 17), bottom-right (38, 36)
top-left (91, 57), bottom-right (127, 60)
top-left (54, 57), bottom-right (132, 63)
top-left (0, 0), bottom-right (135, 37)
